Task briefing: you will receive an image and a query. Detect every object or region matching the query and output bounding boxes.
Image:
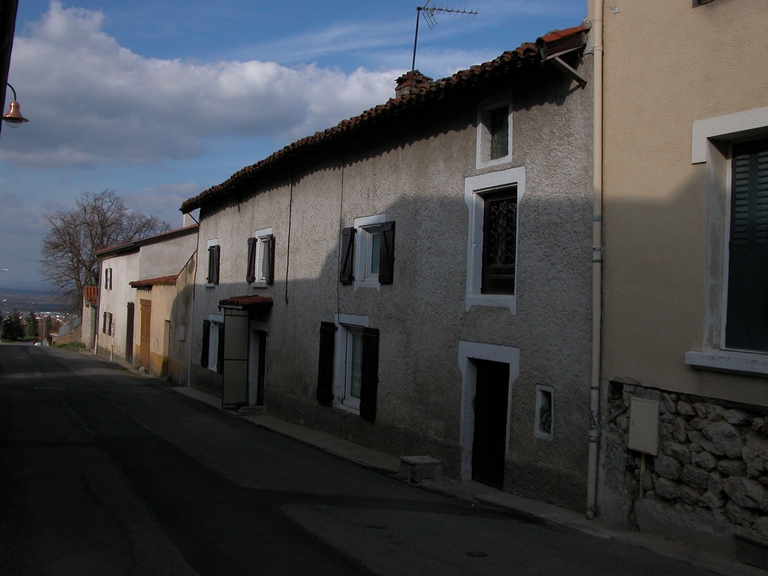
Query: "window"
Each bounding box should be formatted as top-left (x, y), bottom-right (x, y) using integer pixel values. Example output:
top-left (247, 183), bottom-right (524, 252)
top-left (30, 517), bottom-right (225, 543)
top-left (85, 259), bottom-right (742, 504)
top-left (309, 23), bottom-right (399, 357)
top-left (534, 385), bottom-right (554, 440)
top-left (206, 239), bottom-right (220, 286)
top-left (481, 188), bottom-right (517, 294)
top-left (246, 228), bottom-right (275, 286)
top-left (465, 166), bottom-right (525, 313)
top-left (686, 107), bottom-right (768, 374)
top-left (477, 100), bottom-right (512, 169)
top-left (104, 267), bottom-right (112, 290)
top-left (316, 315), bottom-right (380, 423)
top-left (200, 315), bottom-right (223, 374)
top-left (102, 311), bottom-right (113, 335)
top-left (339, 214), bottom-right (396, 289)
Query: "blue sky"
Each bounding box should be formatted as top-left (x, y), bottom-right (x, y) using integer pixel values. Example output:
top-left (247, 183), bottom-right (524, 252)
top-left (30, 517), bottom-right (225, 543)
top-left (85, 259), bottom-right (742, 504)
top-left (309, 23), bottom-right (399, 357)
top-left (0, 0), bottom-right (586, 289)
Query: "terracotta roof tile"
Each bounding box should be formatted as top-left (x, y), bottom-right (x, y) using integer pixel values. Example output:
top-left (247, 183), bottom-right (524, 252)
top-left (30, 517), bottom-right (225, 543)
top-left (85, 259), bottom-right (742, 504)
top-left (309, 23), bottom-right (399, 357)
top-left (180, 24), bottom-right (588, 213)
top-left (129, 274), bottom-right (178, 289)
top-left (218, 295), bottom-right (274, 310)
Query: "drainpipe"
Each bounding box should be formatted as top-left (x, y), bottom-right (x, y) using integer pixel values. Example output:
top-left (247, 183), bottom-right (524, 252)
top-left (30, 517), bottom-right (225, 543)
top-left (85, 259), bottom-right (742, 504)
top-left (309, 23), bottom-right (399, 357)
top-left (586, 0), bottom-right (604, 521)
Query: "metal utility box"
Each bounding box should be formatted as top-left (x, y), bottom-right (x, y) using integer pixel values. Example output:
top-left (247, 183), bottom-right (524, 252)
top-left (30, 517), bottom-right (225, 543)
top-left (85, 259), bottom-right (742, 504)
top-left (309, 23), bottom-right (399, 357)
top-left (628, 396), bottom-right (659, 455)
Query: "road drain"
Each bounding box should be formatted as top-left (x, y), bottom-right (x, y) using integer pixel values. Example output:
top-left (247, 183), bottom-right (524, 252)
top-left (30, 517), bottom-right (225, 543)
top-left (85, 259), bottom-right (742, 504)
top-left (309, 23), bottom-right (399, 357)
top-left (466, 551), bottom-right (488, 558)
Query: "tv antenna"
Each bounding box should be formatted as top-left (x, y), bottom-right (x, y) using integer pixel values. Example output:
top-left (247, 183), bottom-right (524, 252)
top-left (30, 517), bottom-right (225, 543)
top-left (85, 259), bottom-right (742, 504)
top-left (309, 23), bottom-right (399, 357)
top-left (411, 0), bottom-right (477, 74)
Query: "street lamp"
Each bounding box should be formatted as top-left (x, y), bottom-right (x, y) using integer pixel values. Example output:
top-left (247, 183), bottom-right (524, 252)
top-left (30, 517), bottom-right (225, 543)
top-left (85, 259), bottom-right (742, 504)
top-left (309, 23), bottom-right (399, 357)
top-left (2, 83), bottom-right (28, 127)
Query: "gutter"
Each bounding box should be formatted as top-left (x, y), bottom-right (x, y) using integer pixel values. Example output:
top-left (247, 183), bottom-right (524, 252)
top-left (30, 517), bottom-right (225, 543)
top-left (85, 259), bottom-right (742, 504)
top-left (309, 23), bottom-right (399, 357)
top-left (586, 0), bottom-right (604, 520)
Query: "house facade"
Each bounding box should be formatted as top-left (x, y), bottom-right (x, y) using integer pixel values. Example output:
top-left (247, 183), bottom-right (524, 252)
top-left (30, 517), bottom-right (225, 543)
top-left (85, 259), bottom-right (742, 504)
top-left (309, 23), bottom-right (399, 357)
top-left (182, 25), bottom-right (595, 510)
top-left (95, 224), bottom-right (198, 378)
top-left (595, 0), bottom-right (768, 551)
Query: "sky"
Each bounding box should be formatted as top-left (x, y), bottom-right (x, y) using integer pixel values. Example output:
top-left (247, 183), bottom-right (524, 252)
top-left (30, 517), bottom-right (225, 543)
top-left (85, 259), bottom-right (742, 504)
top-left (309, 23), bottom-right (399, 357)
top-left (0, 0), bottom-right (587, 290)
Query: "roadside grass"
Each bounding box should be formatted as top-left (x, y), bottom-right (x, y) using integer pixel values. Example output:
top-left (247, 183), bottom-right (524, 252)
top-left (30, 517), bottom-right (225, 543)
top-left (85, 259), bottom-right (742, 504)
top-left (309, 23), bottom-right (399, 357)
top-left (55, 341), bottom-right (86, 350)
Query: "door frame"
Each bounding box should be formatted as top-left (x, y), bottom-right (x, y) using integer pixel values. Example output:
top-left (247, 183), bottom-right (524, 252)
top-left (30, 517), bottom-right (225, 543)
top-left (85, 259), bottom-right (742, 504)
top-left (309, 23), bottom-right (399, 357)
top-left (125, 302), bottom-right (135, 363)
top-left (248, 322), bottom-right (268, 406)
top-left (458, 341), bottom-right (519, 482)
top-left (139, 299), bottom-right (151, 370)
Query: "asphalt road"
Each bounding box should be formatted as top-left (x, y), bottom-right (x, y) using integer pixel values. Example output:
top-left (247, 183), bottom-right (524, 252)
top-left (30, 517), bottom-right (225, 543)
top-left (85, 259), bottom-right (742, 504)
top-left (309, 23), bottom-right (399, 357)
top-left (0, 344), bottom-right (721, 575)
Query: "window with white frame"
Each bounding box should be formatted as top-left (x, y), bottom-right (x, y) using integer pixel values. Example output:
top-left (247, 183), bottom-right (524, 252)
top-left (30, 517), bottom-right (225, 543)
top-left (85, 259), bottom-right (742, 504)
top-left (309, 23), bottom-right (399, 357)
top-left (339, 214), bottom-right (396, 289)
top-left (246, 228), bottom-right (274, 286)
top-left (206, 239), bottom-right (220, 286)
top-left (464, 166), bottom-right (525, 313)
top-left (476, 99), bottom-right (512, 169)
top-left (201, 314), bottom-right (223, 373)
top-left (316, 314), bottom-right (380, 423)
top-left (686, 106), bottom-right (768, 375)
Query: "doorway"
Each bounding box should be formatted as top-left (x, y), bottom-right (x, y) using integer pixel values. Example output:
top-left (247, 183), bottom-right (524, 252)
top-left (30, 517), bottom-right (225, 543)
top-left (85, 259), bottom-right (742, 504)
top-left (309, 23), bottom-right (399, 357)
top-left (139, 299), bottom-right (151, 370)
top-left (248, 329), bottom-right (266, 406)
top-left (471, 359), bottom-right (510, 489)
top-left (125, 302), bottom-right (134, 362)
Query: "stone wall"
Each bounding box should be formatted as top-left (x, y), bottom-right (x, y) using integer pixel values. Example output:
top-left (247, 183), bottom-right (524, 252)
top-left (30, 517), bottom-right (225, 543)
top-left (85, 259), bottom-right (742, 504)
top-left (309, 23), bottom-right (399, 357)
top-left (606, 381), bottom-right (768, 542)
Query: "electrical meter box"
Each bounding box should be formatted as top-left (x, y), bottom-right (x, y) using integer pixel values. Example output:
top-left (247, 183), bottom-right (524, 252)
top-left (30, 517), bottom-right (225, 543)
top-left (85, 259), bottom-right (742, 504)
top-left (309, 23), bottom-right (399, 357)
top-left (628, 396), bottom-right (659, 455)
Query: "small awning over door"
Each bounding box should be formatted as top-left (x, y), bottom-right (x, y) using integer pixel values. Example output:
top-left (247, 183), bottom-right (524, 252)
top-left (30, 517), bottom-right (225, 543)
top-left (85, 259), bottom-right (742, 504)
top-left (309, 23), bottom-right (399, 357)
top-left (218, 295), bottom-right (273, 311)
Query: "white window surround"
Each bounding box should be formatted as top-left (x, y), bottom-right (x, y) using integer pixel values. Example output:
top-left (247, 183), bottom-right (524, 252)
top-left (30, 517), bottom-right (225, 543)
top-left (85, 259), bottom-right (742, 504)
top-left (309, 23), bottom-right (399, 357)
top-left (353, 214), bottom-right (386, 291)
top-left (458, 340), bottom-right (519, 481)
top-left (686, 106), bottom-right (768, 376)
top-left (251, 227), bottom-right (273, 287)
top-left (464, 166), bottom-right (525, 313)
top-left (476, 98), bottom-right (513, 170)
top-left (534, 384), bottom-right (554, 441)
top-left (206, 238), bottom-right (219, 288)
top-left (207, 313), bottom-right (223, 373)
top-left (333, 313), bottom-right (369, 413)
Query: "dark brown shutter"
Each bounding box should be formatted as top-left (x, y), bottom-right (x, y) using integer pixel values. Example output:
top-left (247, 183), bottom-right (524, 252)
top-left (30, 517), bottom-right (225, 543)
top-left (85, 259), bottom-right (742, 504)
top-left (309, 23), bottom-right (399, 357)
top-left (379, 221), bottom-right (396, 285)
top-left (212, 245), bottom-right (221, 285)
top-left (246, 237), bottom-right (256, 283)
top-left (217, 322), bottom-right (225, 374)
top-left (316, 321), bottom-right (336, 406)
top-left (201, 319), bottom-right (210, 368)
top-left (207, 246), bottom-right (215, 284)
top-left (359, 327), bottom-right (379, 424)
top-left (102, 312), bottom-right (107, 334)
top-left (266, 234), bottom-right (275, 285)
top-left (339, 227), bottom-right (356, 284)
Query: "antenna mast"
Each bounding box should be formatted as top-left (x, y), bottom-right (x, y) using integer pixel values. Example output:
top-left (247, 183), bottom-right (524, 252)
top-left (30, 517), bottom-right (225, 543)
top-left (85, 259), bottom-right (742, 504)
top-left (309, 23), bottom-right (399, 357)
top-left (411, 0), bottom-right (477, 74)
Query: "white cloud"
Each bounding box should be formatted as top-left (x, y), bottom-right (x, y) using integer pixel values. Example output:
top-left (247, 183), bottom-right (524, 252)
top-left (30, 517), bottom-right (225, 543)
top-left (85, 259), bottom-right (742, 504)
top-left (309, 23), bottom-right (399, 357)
top-left (1, 1), bottom-right (400, 168)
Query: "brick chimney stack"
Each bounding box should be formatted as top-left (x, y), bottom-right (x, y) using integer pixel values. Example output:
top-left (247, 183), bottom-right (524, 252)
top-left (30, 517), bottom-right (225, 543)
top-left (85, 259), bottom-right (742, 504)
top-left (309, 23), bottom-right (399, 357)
top-left (395, 70), bottom-right (433, 98)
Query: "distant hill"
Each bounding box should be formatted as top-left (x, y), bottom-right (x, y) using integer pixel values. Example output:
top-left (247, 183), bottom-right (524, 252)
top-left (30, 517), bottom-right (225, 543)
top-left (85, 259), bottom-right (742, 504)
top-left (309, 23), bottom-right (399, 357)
top-left (0, 287), bottom-right (67, 316)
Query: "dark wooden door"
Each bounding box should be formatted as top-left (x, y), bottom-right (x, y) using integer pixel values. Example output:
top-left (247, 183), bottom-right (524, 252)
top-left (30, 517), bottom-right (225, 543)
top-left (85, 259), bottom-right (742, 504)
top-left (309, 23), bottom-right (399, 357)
top-left (472, 359), bottom-right (510, 489)
top-left (139, 300), bottom-right (151, 369)
top-left (125, 302), bottom-right (135, 362)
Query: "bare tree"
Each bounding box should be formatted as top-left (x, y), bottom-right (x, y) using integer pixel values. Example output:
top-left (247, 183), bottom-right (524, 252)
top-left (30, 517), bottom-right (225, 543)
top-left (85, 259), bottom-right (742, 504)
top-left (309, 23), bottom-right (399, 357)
top-left (41, 190), bottom-right (170, 311)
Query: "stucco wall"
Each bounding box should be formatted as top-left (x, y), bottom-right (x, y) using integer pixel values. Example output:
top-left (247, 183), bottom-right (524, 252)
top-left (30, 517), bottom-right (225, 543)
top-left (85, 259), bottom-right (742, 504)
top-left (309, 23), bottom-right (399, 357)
top-left (97, 252), bottom-right (138, 360)
top-left (189, 57), bottom-right (594, 510)
top-left (139, 230), bottom-right (198, 281)
top-left (601, 0), bottom-right (768, 405)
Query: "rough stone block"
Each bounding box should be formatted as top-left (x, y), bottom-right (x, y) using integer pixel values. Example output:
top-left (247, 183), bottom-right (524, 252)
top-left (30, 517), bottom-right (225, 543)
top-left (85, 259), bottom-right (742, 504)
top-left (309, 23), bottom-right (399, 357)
top-left (743, 433), bottom-right (768, 477)
top-left (655, 477), bottom-right (680, 500)
top-left (752, 417), bottom-right (766, 432)
top-left (660, 412), bottom-right (677, 424)
top-left (702, 421), bottom-right (743, 459)
top-left (689, 430), bottom-right (724, 457)
top-left (717, 459), bottom-right (747, 477)
top-left (687, 417), bottom-right (707, 430)
top-left (662, 441), bottom-right (691, 464)
top-left (679, 485), bottom-right (702, 506)
top-left (699, 491), bottom-right (726, 509)
top-left (694, 402), bottom-right (708, 419)
top-left (641, 470), bottom-right (654, 492)
top-left (705, 404), bottom-right (726, 422)
top-left (660, 423), bottom-right (674, 442)
top-left (678, 401), bottom-right (696, 416)
top-left (751, 517), bottom-right (768, 540)
top-left (723, 476), bottom-right (768, 511)
top-left (398, 455), bottom-right (443, 483)
top-left (726, 500), bottom-right (760, 527)
top-left (691, 450), bottom-right (718, 471)
top-left (682, 464), bottom-right (710, 491)
top-left (709, 471), bottom-right (724, 496)
top-left (655, 454), bottom-right (683, 480)
top-left (660, 393), bottom-right (677, 415)
top-left (724, 409), bottom-right (753, 426)
top-left (673, 417), bottom-right (688, 443)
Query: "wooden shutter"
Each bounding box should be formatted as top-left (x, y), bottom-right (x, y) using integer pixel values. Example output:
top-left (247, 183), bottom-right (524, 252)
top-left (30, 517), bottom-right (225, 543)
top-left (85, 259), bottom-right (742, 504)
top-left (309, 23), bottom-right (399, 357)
top-left (339, 227), bottom-right (356, 284)
top-left (246, 237), bottom-right (256, 283)
top-left (726, 141), bottom-right (768, 351)
top-left (213, 245), bottom-right (221, 285)
top-left (379, 221), bottom-right (396, 285)
top-left (266, 234), bottom-right (275, 285)
top-left (102, 312), bottom-right (107, 334)
top-left (359, 327), bottom-right (379, 424)
top-left (217, 322), bottom-right (225, 374)
top-left (316, 321), bottom-right (336, 406)
top-left (201, 319), bottom-right (210, 368)
top-left (207, 246), bottom-right (215, 284)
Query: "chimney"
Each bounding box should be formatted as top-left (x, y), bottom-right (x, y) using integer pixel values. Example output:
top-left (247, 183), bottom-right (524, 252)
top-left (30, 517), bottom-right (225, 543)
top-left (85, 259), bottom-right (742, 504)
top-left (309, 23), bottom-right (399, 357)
top-left (395, 70), bottom-right (433, 98)
top-left (182, 212), bottom-right (195, 227)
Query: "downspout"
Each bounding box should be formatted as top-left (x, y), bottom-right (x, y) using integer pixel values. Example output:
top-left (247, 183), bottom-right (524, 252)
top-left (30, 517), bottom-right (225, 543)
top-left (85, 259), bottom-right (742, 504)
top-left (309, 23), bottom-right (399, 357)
top-left (586, 0), bottom-right (604, 520)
